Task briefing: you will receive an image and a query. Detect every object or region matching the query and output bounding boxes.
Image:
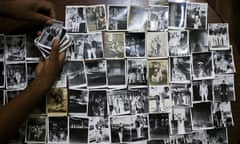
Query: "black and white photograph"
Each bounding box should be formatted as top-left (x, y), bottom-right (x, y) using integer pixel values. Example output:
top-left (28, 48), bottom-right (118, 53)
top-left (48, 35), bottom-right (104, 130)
top-left (147, 32), bottom-right (168, 58)
top-left (170, 107), bottom-right (192, 135)
top-left (213, 74), bottom-right (235, 102)
top-left (68, 89), bottom-right (88, 114)
top-left (83, 32), bottom-right (104, 60)
top-left (170, 56), bottom-right (191, 83)
top-left (186, 2), bottom-right (208, 29)
top-left (107, 60), bottom-right (126, 87)
top-left (88, 117), bottom-right (110, 143)
top-left (26, 34), bottom-right (41, 60)
top-left (65, 61), bottom-right (87, 88)
top-left (0, 48), bottom-right (4, 61)
top-left (88, 90), bottom-right (107, 116)
top-left (191, 102), bottom-right (214, 130)
top-left (26, 61), bottom-right (38, 84)
top-left (206, 128), bottom-right (228, 144)
top-left (171, 84), bottom-right (192, 107)
top-left (51, 69), bottom-right (67, 88)
top-left (189, 30), bottom-right (209, 53)
top-left (127, 59), bottom-right (147, 86)
top-left (192, 52), bottom-right (214, 80)
top-left (169, 135), bottom-right (186, 144)
top-left (208, 23), bottom-right (230, 50)
top-left (128, 6), bottom-right (148, 32)
top-left (67, 33), bottom-right (84, 60)
top-left (131, 114), bottom-right (149, 143)
top-left (147, 6), bottom-right (168, 31)
top-left (0, 90), bottom-right (4, 109)
top-left (168, 1), bottom-right (186, 29)
top-left (6, 62), bottom-right (27, 89)
top-left (69, 116), bottom-right (89, 143)
top-left (5, 89), bottom-right (23, 104)
top-left (191, 130), bottom-right (207, 144)
top-left (213, 48), bottom-right (235, 74)
top-left (46, 88), bottom-right (68, 115)
top-left (149, 113), bottom-right (170, 140)
top-left (125, 33), bottom-right (146, 58)
top-left (25, 115), bottom-right (46, 143)
top-left (0, 61), bottom-right (5, 88)
top-left (108, 5), bottom-right (128, 31)
top-left (148, 0), bottom-right (168, 5)
top-left (48, 116), bottom-right (68, 143)
top-left (85, 5), bottom-right (107, 32)
top-left (103, 32), bottom-right (125, 59)
top-left (85, 60), bottom-right (107, 88)
top-left (5, 35), bottom-right (26, 61)
top-left (148, 59), bottom-right (169, 85)
top-left (168, 30), bottom-right (190, 56)
top-left (0, 34), bottom-right (4, 62)
top-left (149, 86), bottom-right (171, 113)
top-left (147, 139), bottom-right (165, 144)
top-left (8, 122), bottom-right (26, 143)
top-left (65, 6), bottom-right (86, 33)
top-left (192, 80), bottom-right (213, 102)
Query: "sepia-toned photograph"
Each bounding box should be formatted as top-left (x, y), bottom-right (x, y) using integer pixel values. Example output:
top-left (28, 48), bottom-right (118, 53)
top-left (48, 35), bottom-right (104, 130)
top-left (125, 33), bottom-right (146, 58)
top-left (68, 89), bottom-right (88, 114)
top-left (190, 30), bottom-right (209, 53)
top-left (67, 33), bottom-right (84, 60)
top-left (107, 60), bottom-right (126, 87)
top-left (192, 80), bottom-right (213, 102)
top-left (168, 1), bottom-right (186, 29)
top-left (108, 5), bottom-right (128, 31)
top-left (171, 83), bottom-right (192, 107)
top-left (147, 6), bottom-right (168, 31)
top-left (88, 90), bottom-right (107, 116)
top-left (128, 6), bottom-right (148, 32)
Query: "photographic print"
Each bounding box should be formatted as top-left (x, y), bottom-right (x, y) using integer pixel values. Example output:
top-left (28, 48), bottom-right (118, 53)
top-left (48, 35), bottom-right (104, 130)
top-left (191, 130), bottom-right (207, 144)
top-left (5, 89), bottom-right (23, 104)
top-left (103, 32), bottom-right (125, 59)
top-left (147, 32), bottom-right (168, 58)
top-left (189, 30), bottom-right (209, 53)
top-left (192, 52), bottom-right (214, 80)
top-left (148, 139), bottom-right (165, 144)
top-left (186, 2), bottom-right (208, 29)
top-left (169, 135), bottom-right (186, 144)
top-left (192, 80), bottom-right (213, 102)
top-left (213, 74), bottom-right (235, 102)
top-left (131, 114), bottom-right (149, 143)
top-left (67, 33), bottom-right (84, 60)
top-left (5, 35), bottom-right (26, 61)
top-left (108, 5), bottom-right (128, 31)
top-left (26, 34), bottom-right (41, 60)
top-left (0, 49), bottom-right (4, 62)
top-left (86, 5), bottom-right (107, 32)
top-left (208, 23), bottom-right (230, 50)
top-left (0, 90), bottom-right (4, 109)
top-left (206, 128), bottom-right (228, 144)
top-left (168, 30), bottom-right (190, 56)
top-left (65, 6), bottom-right (86, 33)
top-left (171, 83), bottom-right (192, 107)
top-left (0, 61), bottom-right (4, 88)
top-left (88, 90), bottom-right (107, 116)
top-left (168, 1), bottom-right (186, 29)
top-left (125, 33), bottom-right (146, 58)
top-left (147, 6), bottom-right (168, 31)
top-left (148, 0), bottom-right (168, 5)
top-left (0, 34), bottom-right (4, 61)
top-left (26, 61), bottom-right (38, 84)
top-left (51, 69), bottom-right (67, 88)
top-left (170, 56), bottom-right (191, 83)
top-left (148, 59), bottom-right (169, 85)
top-left (107, 60), bottom-right (126, 87)
top-left (128, 6), bottom-right (148, 32)
top-left (68, 89), bottom-right (88, 114)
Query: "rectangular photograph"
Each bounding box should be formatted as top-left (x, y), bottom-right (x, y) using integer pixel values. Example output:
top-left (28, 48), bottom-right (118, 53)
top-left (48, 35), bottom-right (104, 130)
top-left (26, 34), bottom-right (41, 60)
top-left (206, 128), bottom-right (228, 144)
top-left (108, 5), bottom-right (128, 31)
top-left (5, 89), bottom-right (23, 104)
top-left (26, 61), bottom-right (38, 84)
top-left (68, 89), bottom-right (88, 114)
top-left (131, 114), bottom-right (149, 143)
top-left (171, 83), bottom-right (192, 107)
top-left (67, 33), bottom-right (84, 60)
top-left (125, 33), bottom-right (146, 58)
top-left (107, 60), bottom-right (126, 87)
top-left (189, 30), bottom-right (209, 53)
top-left (0, 61), bottom-right (5, 88)
top-left (147, 6), bottom-right (168, 31)
top-left (128, 6), bottom-right (148, 32)
top-left (168, 1), bottom-right (186, 29)
top-left (88, 90), bottom-right (108, 116)
top-left (148, 0), bottom-right (168, 5)
top-left (192, 80), bottom-right (213, 103)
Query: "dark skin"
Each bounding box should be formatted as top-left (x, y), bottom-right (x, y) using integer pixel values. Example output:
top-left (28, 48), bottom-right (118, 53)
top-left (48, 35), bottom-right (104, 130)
top-left (0, 0), bottom-right (66, 143)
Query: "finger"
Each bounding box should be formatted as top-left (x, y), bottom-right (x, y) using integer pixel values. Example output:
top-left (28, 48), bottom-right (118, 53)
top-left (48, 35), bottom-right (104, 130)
top-left (35, 58), bottom-right (45, 76)
top-left (37, 1), bottom-right (56, 18)
top-left (59, 51), bottom-right (66, 66)
top-left (37, 31), bottom-right (42, 36)
top-left (48, 38), bottom-right (60, 61)
top-left (28, 12), bottom-right (53, 24)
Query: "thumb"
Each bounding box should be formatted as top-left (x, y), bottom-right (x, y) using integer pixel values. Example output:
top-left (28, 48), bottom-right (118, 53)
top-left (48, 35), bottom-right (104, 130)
top-left (49, 38), bottom-right (60, 61)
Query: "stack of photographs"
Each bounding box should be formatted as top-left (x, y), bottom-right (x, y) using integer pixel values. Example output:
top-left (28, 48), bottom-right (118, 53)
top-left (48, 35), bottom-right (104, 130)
top-left (0, 0), bottom-right (237, 143)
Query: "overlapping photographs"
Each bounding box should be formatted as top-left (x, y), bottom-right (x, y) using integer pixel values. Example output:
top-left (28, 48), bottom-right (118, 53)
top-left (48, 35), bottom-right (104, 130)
top-left (168, 1), bottom-right (186, 29)
top-left (68, 89), bottom-right (88, 114)
top-left (108, 5), bottom-right (128, 31)
top-left (189, 30), bottom-right (209, 53)
top-left (128, 6), bottom-right (148, 32)
top-left (107, 60), bottom-right (126, 87)
top-left (125, 33), bottom-right (146, 58)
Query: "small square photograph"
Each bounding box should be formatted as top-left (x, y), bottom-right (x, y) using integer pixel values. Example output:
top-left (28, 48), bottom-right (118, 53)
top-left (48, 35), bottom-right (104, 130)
top-left (85, 60), bottom-right (107, 88)
top-left (65, 61), bottom-right (87, 88)
top-left (107, 60), bottom-right (126, 87)
top-left (170, 107), bottom-right (192, 135)
top-left (68, 89), bottom-right (88, 114)
top-left (26, 61), bottom-right (38, 84)
top-left (88, 90), bottom-right (107, 116)
top-left (147, 32), bottom-right (168, 58)
top-left (86, 5), bottom-right (107, 32)
top-left (46, 88), bottom-right (68, 115)
top-left (168, 30), bottom-right (190, 56)
top-left (168, 1), bottom-right (186, 29)
top-left (171, 84), bottom-right (192, 107)
top-left (5, 89), bottom-right (23, 104)
top-left (191, 102), bottom-right (214, 130)
top-left (125, 33), bottom-right (146, 58)
top-left (0, 61), bottom-right (5, 88)
top-left (108, 89), bottom-right (130, 116)
top-left (0, 90), bottom-right (5, 109)
top-left (148, 59), bottom-right (169, 85)
top-left (192, 80), bottom-right (213, 103)
top-left (148, 0), bottom-right (168, 5)
top-left (69, 115), bottom-right (89, 143)
top-left (208, 23), bottom-right (230, 50)
top-left (48, 116), bottom-right (68, 143)
top-left (67, 33), bottom-right (84, 60)
top-left (83, 32), bottom-right (104, 60)
top-left (128, 6), bottom-right (148, 32)
top-left (5, 35), bottom-right (26, 61)
top-left (25, 115), bottom-right (46, 143)
top-left (147, 6), bottom-right (168, 31)
top-left (191, 130), bottom-right (207, 144)
top-left (88, 117), bottom-right (110, 143)
top-left (6, 62), bottom-right (27, 89)
top-left (26, 34), bottom-right (41, 60)
top-left (131, 114), bottom-right (149, 143)
top-left (149, 86), bottom-right (171, 113)
top-left (206, 128), bottom-right (228, 144)
top-left (108, 5), bottom-right (128, 31)
top-left (103, 32), bottom-right (125, 59)
top-left (189, 30), bottom-right (209, 53)
top-left (149, 113), bottom-right (170, 140)
top-left (213, 48), bottom-right (235, 74)
top-left (65, 6), bottom-right (86, 33)
top-left (170, 56), bottom-right (191, 83)
top-left (186, 2), bottom-right (208, 29)
top-left (192, 52), bottom-right (214, 80)
top-left (127, 59), bottom-right (147, 86)
top-left (213, 74), bottom-right (235, 102)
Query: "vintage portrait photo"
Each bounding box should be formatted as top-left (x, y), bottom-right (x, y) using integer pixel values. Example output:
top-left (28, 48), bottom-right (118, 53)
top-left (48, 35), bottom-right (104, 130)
top-left (68, 89), bottom-right (88, 114)
top-left (147, 6), bottom-right (168, 31)
top-left (65, 6), bottom-right (86, 33)
top-left (131, 114), bottom-right (149, 143)
top-left (147, 32), bottom-right (168, 58)
top-left (107, 60), bottom-right (126, 87)
top-left (26, 34), bottom-right (41, 60)
top-left (67, 33), bottom-right (84, 60)
top-left (171, 84), bottom-right (192, 107)
top-left (88, 90), bottom-right (107, 116)
top-left (85, 5), bottom-right (107, 32)
top-left (0, 61), bottom-right (5, 88)
top-left (128, 6), bottom-right (148, 32)
top-left (168, 1), bottom-right (186, 29)
top-left (192, 80), bottom-right (213, 103)
top-left (125, 33), bottom-right (146, 58)
top-left (190, 30), bottom-right (209, 53)
top-left (108, 5), bottom-right (128, 31)
top-left (148, 59), bottom-right (169, 85)
top-left (103, 32), bottom-right (125, 59)
top-left (206, 128), bottom-right (228, 144)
